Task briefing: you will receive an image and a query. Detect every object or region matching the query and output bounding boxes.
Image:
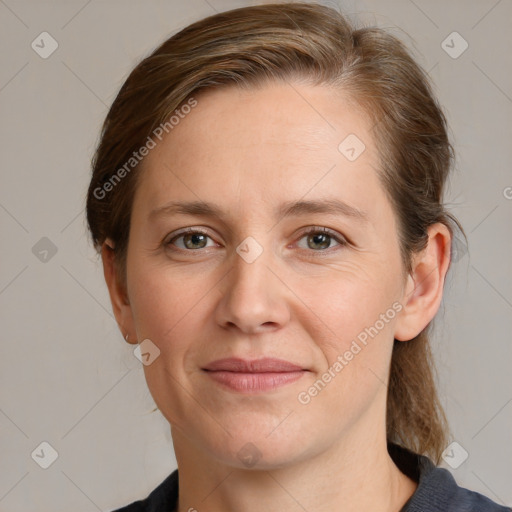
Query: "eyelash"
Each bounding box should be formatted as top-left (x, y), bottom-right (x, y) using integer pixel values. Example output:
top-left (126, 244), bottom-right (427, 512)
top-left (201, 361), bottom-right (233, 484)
top-left (164, 226), bottom-right (347, 256)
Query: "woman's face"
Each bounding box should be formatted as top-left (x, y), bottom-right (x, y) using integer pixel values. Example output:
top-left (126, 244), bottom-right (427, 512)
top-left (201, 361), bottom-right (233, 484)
top-left (122, 82), bottom-right (413, 468)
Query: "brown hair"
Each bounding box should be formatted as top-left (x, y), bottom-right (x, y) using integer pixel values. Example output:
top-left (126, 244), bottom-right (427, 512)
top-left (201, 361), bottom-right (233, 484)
top-left (86, 2), bottom-right (465, 464)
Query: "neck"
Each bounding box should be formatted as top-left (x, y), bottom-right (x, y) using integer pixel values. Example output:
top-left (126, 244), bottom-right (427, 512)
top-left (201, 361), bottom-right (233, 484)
top-left (172, 422), bottom-right (417, 512)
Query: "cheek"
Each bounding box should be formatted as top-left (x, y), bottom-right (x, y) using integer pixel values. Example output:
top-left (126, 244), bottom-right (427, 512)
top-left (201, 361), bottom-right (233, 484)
top-left (127, 265), bottom-right (214, 427)
top-left (297, 267), bottom-right (399, 397)
top-left (295, 277), bottom-right (398, 431)
top-left (297, 266), bottom-right (394, 345)
top-left (128, 263), bottom-right (208, 350)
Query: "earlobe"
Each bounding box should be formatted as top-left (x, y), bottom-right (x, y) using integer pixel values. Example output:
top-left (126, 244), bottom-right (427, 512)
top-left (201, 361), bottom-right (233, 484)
top-left (101, 239), bottom-right (136, 343)
top-left (393, 223), bottom-right (452, 342)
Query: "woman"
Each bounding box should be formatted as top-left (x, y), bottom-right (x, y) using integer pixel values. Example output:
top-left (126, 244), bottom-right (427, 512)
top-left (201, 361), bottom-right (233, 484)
top-left (86, 3), bottom-right (509, 511)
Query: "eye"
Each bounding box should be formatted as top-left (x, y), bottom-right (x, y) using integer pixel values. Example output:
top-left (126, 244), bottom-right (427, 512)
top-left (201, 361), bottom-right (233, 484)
top-left (295, 227), bottom-right (347, 252)
top-left (164, 226), bottom-right (347, 254)
top-left (166, 228), bottom-right (217, 251)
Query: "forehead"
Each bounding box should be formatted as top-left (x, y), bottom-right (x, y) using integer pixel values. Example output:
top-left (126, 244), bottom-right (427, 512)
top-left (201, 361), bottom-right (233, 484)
top-left (167, 81), bottom-right (374, 153)
top-left (134, 81), bottom-right (384, 220)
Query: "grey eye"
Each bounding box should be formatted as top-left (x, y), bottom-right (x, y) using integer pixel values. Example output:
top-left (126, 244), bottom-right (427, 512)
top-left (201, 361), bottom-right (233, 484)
top-left (168, 231), bottom-right (215, 250)
top-left (296, 229), bottom-right (344, 251)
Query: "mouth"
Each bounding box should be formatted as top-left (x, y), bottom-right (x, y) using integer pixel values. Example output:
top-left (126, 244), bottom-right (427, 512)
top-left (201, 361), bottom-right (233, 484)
top-left (202, 357), bottom-right (309, 393)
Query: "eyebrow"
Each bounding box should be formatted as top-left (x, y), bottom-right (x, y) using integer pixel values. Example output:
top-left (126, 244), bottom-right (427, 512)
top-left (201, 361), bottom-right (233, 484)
top-left (149, 198), bottom-right (368, 223)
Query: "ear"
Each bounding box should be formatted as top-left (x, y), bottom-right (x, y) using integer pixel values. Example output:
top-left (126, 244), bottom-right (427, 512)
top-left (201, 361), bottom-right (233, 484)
top-left (394, 223), bottom-right (452, 342)
top-left (101, 239), bottom-right (138, 344)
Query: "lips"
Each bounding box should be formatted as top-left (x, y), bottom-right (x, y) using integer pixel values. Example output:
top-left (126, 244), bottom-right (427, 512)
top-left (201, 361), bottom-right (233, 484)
top-left (202, 357), bottom-right (307, 393)
top-left (203, 357), bottom-right (304, 373)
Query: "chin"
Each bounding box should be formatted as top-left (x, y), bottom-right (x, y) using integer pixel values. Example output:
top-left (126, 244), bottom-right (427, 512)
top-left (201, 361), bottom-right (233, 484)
top-left (200, 419), bottom-right (316, 471)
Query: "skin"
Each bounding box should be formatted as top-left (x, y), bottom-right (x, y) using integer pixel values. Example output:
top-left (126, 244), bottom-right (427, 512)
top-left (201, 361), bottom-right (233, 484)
top-left (102, 81), bottom-right (451, 512)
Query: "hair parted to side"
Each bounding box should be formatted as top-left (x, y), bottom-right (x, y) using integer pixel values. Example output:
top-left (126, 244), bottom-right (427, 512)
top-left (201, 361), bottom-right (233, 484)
top-left (86, 2), bottom-right (466, 464)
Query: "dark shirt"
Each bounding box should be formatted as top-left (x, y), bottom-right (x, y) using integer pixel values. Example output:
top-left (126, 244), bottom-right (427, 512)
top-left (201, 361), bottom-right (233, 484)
top-left (111, 443), bottom-right (511, 511)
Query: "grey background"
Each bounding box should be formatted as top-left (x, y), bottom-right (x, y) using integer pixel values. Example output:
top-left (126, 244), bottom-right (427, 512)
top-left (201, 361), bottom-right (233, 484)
top-left (0, 0), bottom-right (511, 510)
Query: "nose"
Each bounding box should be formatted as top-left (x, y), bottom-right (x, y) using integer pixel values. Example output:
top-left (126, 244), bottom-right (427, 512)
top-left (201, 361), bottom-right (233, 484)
top-left (214, 240), bottom-right (291, 335)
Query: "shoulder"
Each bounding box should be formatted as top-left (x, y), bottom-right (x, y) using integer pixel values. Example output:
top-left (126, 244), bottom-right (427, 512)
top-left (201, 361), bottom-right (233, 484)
top-left (108, 451), bottom-right (511, 512)
top-left (414, 465), bottom-right (510, 512)
top-left (418, 467), bottom-right (512, 512)
top-left (109, 470), bottom-right (179, 512)
top-left (389, 443), bottom-right (511, 512)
